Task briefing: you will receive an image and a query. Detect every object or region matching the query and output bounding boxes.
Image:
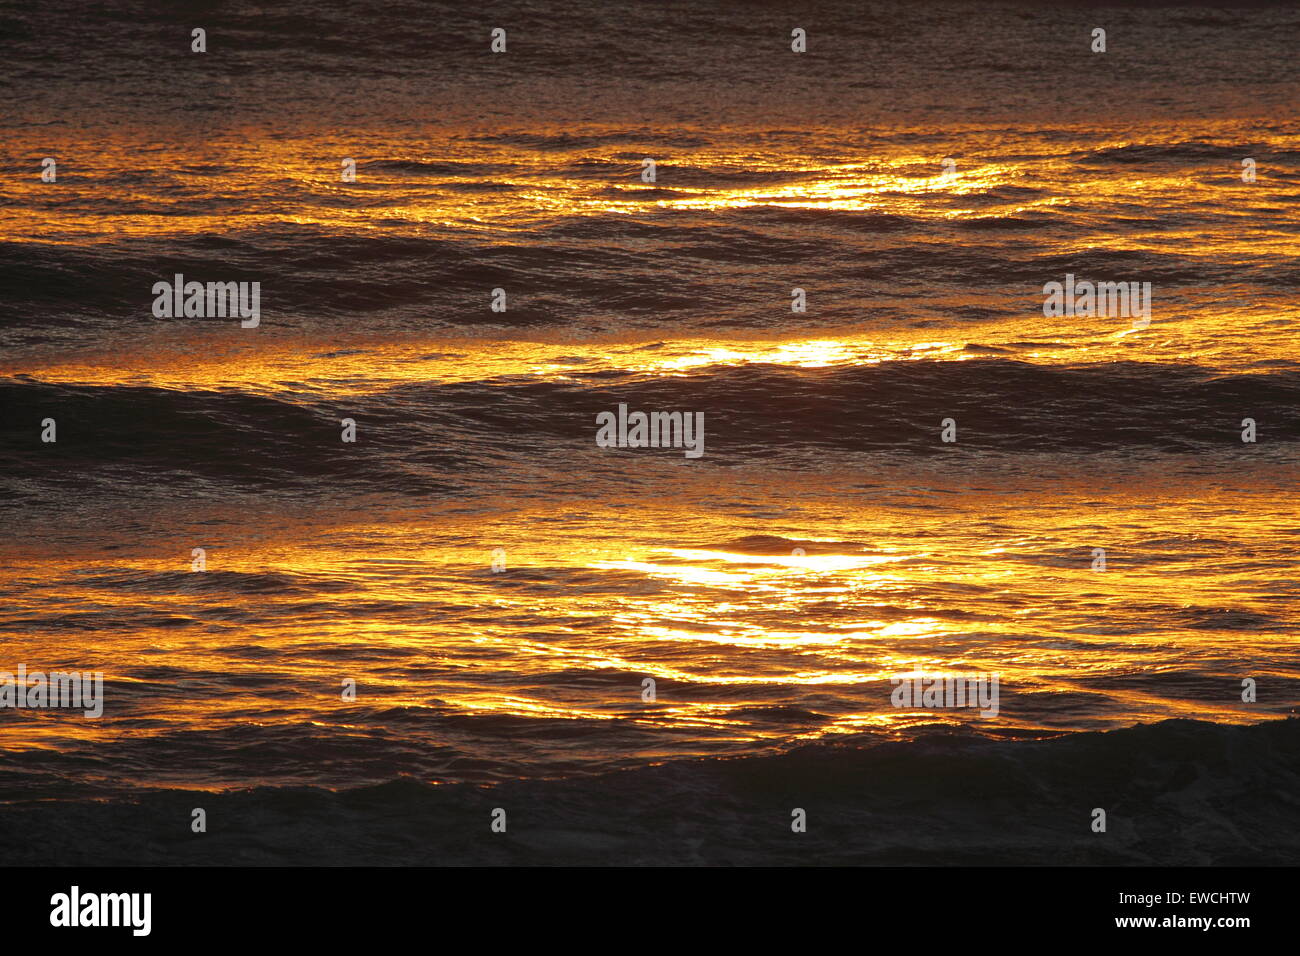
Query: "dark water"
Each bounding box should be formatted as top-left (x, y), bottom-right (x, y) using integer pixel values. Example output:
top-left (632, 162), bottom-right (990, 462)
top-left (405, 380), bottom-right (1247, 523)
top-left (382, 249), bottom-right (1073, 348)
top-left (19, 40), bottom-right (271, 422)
top-left (1, 0), bottom-right (1298, 863)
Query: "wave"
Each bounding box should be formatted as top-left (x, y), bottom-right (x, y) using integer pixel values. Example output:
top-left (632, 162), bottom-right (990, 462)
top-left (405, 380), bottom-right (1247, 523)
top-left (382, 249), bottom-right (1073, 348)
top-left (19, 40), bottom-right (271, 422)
top-left (0, 718), bottom-right (1294, 865)
top-left (358, 159), bottom-right (518, 176)
top-left (2, 359), bottom-right (1296, 499)
top-left (8, 209), bottom-right (1292, 343)
top-left (469, 131), bottom-right (711, 151)
top-left (1075, 141), bottom-right (1300, 165)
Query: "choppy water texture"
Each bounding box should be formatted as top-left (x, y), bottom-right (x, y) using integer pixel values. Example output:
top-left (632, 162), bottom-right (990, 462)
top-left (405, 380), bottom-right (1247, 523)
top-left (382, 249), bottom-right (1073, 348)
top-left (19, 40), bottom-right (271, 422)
top-left (1, 0), bottom-right (1298, 863)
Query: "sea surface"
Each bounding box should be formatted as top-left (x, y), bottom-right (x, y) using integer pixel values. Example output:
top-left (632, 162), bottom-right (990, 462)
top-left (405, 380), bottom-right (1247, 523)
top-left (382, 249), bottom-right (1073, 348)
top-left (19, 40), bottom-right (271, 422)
top-left (0, 0), bottom-right (1298, 863)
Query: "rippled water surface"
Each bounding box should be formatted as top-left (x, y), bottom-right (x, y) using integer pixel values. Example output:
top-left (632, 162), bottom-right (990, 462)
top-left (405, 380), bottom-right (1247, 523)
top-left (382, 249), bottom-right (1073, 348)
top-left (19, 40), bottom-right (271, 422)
top-left (1, 1), bottom-right (1297, 811)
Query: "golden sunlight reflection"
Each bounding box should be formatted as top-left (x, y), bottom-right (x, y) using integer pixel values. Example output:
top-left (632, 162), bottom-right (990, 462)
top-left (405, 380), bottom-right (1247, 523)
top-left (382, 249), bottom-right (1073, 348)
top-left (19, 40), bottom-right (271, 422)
top-left (6, 302), bottom-right (1294, 398)
top-left (0, 469), bottom-right (1285, 776)
top-left (2, 117), bottom-right (1294, 797)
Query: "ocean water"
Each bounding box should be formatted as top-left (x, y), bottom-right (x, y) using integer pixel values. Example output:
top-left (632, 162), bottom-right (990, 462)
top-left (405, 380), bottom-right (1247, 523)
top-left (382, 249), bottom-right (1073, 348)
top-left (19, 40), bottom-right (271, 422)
top-left (1, 0), bottom-right (1298, 863)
